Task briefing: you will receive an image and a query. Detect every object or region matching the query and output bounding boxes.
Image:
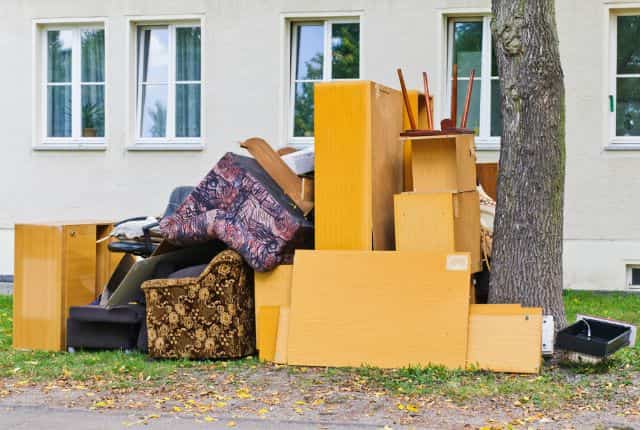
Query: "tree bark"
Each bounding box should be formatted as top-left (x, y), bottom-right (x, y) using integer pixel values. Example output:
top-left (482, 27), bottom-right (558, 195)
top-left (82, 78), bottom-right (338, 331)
top-left (489, 0), bottom-right (567, 328)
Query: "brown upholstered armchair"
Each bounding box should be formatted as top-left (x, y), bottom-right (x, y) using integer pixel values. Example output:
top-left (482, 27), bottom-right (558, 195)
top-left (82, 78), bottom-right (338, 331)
top-left (142, 250), bottom-right (256, 359)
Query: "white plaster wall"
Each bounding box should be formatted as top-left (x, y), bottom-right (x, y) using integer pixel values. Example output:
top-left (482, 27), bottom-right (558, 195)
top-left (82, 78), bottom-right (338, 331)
top-left (564, 239), bottom-right (640, 291)
top-left (0, 229), bottom-right (14, 276)
top-left (1, 0), bottom-right (639, 291)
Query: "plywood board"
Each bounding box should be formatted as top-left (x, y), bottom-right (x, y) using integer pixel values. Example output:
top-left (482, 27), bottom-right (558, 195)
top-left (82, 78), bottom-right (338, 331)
top-left (402, 91), bottom-right (433, 192)
top-left (13, 225), bottom-right (64, 351)
top-left (453, 191), bottom-right (481, 273)
top-left (287, 250), bottom-right (472, 369)
top-left (467, 304), bottom-right (543, 374)
top-left (314, 81), bottom-right (402, 250)
top-left (394, 192), bottom-right (481, 272)
top-left (62, 225), bottom-right (99, 348)
top-left (394, 192), bottom-right (455, 252)
top-left (371, 83), bottom-right (404, 250)
top-left (274, 307), bottom-right (290, 364)
top-left (411, 134), bottom-right (476, 193)
top-left (254, 265), bottom-right (292, 346)
top-left (257, 306), bottom-right (280, 362)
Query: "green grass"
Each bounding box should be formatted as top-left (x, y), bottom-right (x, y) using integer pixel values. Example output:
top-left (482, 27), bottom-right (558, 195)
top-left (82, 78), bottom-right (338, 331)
top-left (0, 291), bottom-right (638, 407)
top-left (0, 295), bottom-right (257, 387)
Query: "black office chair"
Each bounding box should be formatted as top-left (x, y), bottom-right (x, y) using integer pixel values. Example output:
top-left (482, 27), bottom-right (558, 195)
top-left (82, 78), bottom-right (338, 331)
top-left (108, 186), bottom-right (194, 257)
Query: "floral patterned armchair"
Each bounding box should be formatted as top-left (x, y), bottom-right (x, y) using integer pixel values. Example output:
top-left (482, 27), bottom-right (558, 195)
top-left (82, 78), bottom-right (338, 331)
top-left (142, 250), bottom-right (256, 359)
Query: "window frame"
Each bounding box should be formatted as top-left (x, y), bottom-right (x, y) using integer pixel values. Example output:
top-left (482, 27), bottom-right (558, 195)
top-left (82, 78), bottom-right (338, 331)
top-left (608, 9), bottom-right (640, 148)
top-left (446, 15), bottom-right (500, 149)
top-left (125, 16), bottom-right (204, 151)
top-left (38, 22), bottom-right (107, 149)
top-left (134, 22), bottom-right (203, 146)
top-left (287, 17), bottom-right (362, 147)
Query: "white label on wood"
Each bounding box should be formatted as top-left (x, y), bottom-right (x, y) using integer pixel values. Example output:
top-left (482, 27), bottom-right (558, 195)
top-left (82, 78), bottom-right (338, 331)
top-left (446, 254), bottom-right (469, 272)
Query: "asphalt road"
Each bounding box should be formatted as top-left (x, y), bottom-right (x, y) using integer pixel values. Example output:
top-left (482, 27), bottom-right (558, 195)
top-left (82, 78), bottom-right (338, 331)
top-left (0, 404), bottom-right (393, 430)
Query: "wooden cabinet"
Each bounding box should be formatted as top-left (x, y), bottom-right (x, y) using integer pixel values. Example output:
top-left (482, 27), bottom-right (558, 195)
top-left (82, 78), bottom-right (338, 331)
top-left (314, 81), bottom-right (404, 250)
top-left (394, 191), bottom-right (481, 273)
top-left (409, 134), bottom-right (477, 193)
top-left (13, 221), bottom-right (121, 351)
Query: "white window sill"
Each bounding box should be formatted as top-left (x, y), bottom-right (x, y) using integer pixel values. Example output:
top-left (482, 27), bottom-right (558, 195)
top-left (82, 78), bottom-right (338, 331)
top-left (475, 137), bottom-right (500, 151)
top-left (288, 137), bottom-right (314, 149)
top-left (34, 142), bottom-right (107, 151)
top-left (605, 141), bottom-right (640, 151)
top-left (127, 142), bottom-right (204, 151)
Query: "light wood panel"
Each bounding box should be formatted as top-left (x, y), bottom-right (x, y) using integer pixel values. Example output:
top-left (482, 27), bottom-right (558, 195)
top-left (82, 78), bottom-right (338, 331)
top-left (467, 304), bottom-right (543, 374)
top-left (453, 191), bottom-right (481, 273)
top-left (394, 192), bottom-right (481, 272)
top-left (410, 134), bottom-right (477, 193)
top-left (287, 250), bottom-right (472, 369)
top-left (274, 307), bottom-right (290, 364)
top-left (254, 265), bottom-right (292, 346)
top-left (402, 90), bottom-right (434, 192)
top-left (257, 306), bottom-right (280, 362)
top-left (61, 225), bottom-right (98, 347)
top-left (13, 224), bottom-right (64, 351)
top-left (13, 221), bottom-right (117, 351)
top-left (314, 81), bottom-right (403, 250)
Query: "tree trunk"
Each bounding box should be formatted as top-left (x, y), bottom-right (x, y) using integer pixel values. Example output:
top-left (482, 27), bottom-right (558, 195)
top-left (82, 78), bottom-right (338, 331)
top-left (489, 0), bottom-right (567, 328)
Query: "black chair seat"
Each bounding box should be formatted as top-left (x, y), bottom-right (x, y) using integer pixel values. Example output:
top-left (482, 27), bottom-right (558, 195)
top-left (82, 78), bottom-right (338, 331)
top-left (69, 304), bottom-right (145, 324)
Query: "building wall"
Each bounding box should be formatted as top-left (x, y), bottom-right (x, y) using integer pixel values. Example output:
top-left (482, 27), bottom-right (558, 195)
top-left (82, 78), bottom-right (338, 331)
top-left (1, 0), bottom-right (639, 290)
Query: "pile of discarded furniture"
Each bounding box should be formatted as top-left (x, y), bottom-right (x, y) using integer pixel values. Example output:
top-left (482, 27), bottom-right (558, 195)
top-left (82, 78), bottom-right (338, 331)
top-left (13, 68), bottom-right (636, 371)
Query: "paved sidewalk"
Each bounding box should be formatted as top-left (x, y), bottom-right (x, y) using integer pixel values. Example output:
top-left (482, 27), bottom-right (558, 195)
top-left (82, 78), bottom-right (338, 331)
top-left (0, 403), bottom-right (387, 430)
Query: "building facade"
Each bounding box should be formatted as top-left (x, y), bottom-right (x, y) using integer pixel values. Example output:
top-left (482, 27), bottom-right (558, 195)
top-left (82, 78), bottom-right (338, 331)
top-left (1, 0), bottom-right (639, 291)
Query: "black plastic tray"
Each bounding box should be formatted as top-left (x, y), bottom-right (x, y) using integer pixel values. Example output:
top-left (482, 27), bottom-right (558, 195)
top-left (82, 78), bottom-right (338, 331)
top-left (555, 318), bottom-right (631, 357)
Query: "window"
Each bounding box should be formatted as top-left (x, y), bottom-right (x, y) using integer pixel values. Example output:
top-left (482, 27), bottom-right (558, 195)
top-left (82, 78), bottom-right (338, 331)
top-left (289, 19), bottom-right (360, 144)
top-left (135, 23), bottom-right (201, 143)
top-left (612, 14), bottom-right (640, 140)
top-left (42, 26), bottom-right (105, 142)
top-left (626, 265), bottom-right (640, 289)
top-left (447, 17), bottom-right (502, 143)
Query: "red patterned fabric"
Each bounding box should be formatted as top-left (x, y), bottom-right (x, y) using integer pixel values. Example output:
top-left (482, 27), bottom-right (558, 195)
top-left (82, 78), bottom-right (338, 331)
top-left (159, 153), bottom-right (313, 271)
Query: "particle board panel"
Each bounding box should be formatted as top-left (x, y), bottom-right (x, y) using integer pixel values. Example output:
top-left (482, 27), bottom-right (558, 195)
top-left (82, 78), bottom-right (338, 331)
top-left (314, 81), bottom-right (403, 250)
top-left (394, 192), bottom-right (481, 272)
top-left (466, 304), bottom-right (543, 374)
top-left (13, 225), bottom-right (64, 351)
top-left (61, 225), bottom-right (99, 347)
top-left (254, 265), bottom-right (292, 346)
top-left (402, 91), bottom-right (433, 192)
top-left (371, 84), bottom-right (404, 250)
top-left (287, 250), bottom-right (472, 369)
top-left (13, 221), bottom-right (113, 351)
top-left (410, 134), bottom-right (477, 193)
top-left (257, 306), bottom-right (280, 362)
top-left (453, 191), bottom-right (481, 273)
top-left (274, 307), bottom-right (290, 364)
top-left (402, 90), bottom-right (431, 131)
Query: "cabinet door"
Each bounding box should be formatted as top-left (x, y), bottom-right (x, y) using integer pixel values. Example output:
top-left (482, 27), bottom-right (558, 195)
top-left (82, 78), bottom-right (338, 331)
top-left (13, 225), bottom-right (64, 351)
top-left (61, 225), bottom-right (98, 348)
